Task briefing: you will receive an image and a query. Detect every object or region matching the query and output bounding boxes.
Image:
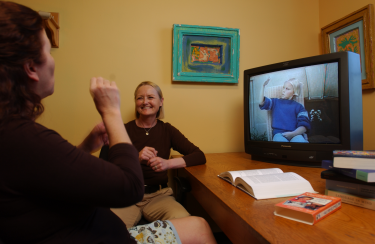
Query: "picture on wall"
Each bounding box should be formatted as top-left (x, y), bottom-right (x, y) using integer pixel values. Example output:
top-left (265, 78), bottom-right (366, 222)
top-left (172, 24), bottom-right (240, 83)
top-left (321, 4), bottom-right (375, 89)
top-left (334, 28), bottom-right (360, 54)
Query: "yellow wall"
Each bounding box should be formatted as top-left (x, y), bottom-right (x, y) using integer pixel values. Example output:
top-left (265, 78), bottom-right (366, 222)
top-left (319, 0), bottom-right (375, 150)
top-left (13, 0), bottom-right (320, 155)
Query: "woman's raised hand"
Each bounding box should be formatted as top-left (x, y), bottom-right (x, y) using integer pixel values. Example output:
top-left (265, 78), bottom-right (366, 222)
top-left (89, 77), bottom-right (131, 147)
top-left (90, 77), bottom-right (121, 117)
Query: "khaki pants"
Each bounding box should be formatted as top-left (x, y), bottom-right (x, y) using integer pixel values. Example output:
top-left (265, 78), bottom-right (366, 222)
top-left (111, 187), bottom-right (190, 228)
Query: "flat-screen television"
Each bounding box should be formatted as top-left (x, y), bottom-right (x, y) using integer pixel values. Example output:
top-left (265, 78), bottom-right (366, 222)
top-left (244, 51), bottom-right (363, 167)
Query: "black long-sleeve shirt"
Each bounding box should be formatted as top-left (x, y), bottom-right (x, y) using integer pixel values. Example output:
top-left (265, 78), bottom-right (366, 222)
top-left (0, 119), bottom-right (143, 244)
top-left (100, 120), bottom-right (206, 185)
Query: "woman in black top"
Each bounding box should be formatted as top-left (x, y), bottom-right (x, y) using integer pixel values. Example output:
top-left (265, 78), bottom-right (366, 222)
top-left (100, 81), bottom-right (207, 228)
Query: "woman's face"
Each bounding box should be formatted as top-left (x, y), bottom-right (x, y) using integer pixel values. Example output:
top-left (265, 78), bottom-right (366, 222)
top-left (135, 85), bottom-right (163, 118)
top-left (281, 81), bottom-right (294, 100)
top-left (33, 30), bottom-right (55, 98)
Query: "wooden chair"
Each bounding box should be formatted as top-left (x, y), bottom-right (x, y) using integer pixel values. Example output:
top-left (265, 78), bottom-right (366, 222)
top-left (264, 82), bottom-right (307, 141)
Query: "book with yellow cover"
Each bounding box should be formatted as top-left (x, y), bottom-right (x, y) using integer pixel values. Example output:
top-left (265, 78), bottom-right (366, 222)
top-left (274, 192), bottom-right (341, 225)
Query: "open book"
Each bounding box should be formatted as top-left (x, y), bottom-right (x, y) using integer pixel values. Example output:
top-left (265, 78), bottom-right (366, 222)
top-left (218, 168), bottom-right (316, 200)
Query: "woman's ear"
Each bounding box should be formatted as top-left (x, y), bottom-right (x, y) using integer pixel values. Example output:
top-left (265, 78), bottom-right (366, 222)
top-left (23, 60), bottom-right (39, 82)
top-left (160, 97), bottom-right (164, 106)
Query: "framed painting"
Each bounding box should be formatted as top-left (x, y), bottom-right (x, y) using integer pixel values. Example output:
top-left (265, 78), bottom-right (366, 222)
top-left (321, 4), bottom-right (375, 89)
top-left (172, 24), bottom-right (240, 83)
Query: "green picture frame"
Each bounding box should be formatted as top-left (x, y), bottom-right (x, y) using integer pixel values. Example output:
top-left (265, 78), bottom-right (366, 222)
top-left (172, 24), bottom-right (240, 83)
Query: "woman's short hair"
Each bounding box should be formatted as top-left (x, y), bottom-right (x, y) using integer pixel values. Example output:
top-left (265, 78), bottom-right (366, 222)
top-left (285, 78), bottom-right (300, 97)
top-left (134, 81), bottom-right (164, 119)
top-left (0, 1), bottom-right (45, 126)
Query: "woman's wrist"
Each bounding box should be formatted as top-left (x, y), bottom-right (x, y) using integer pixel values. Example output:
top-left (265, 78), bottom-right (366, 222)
top-left (165, 159), bottom-right (172, 170)
top-left (102, 112), bottom-right (132, 147)
top-left (77, 141), bottom-right (90, 153)
top-left (77, 138), bottom-right (99, 154)
top-left (167, 158), bottom-right (186, 169)
top-left (101, 109), bottom-right (122, 120)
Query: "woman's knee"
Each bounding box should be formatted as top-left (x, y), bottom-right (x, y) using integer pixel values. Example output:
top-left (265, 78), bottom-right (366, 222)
top-left (182, 216), bottom-right (212, 234)
top-left (164, 200), bottom-right (190, 219)
top-left (171, 216), bottom-right (216, 244)
top-left (143, 195), bottom-right (189, 221)
top-left (191, 216), bottom-right (210, 229)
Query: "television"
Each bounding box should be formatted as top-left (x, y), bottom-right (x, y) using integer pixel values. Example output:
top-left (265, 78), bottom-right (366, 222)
top-left (244, 51), bottom-right (363, 167)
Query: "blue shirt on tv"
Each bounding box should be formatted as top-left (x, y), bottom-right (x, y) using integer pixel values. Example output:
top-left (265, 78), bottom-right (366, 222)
top-left (259, 97), bottom-right (311, 137)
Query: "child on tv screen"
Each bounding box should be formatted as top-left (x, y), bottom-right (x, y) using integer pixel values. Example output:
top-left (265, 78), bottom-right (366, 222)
top-left (259, 78), bottom-right (311, 143)
top-left (248, 63), bottom-right (341, 144)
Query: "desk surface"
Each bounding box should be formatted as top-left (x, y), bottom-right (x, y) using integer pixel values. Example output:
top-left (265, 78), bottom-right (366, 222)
top-left (180, 152), bottom-right (375, 244)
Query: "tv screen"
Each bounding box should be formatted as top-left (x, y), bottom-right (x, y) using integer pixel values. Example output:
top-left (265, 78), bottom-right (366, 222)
top-left (244, 52), bottom-right (363, 167)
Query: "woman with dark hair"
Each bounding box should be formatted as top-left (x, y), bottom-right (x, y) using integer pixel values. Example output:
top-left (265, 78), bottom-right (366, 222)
top-left (0, 2), bottom-right (217, 244)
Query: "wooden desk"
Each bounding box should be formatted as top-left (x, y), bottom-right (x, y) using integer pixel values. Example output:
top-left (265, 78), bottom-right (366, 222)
top-left (177, 152), bottom-right (375, 244)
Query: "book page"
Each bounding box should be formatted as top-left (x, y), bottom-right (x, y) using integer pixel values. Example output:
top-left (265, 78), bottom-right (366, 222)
top-left (235, 172), bottom-right (316, 200)
top-left (219, 168), bottom-right (283, 183)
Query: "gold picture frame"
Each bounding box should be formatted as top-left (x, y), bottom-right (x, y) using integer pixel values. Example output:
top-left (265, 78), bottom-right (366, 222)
top-left (321, 4), bottom-right (375, 90)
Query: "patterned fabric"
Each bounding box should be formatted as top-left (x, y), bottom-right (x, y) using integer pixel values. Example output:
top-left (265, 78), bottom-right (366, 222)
top-left (128, 220), bottom-right (182, 244)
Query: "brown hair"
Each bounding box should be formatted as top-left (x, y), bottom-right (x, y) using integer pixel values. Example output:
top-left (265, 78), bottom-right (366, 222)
top-left (134, 81), bottom-right (165, 119)
top-left (0, 1), bottom-right (45, 127)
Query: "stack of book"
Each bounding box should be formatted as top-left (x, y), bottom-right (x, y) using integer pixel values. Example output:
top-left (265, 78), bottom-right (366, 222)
top-left (321, 150), bottom-right (375, 210)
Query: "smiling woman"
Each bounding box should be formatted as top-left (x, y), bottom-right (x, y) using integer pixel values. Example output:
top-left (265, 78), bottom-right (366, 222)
top-left (100, 81), bottom-right (207, 228)
top-left (135, 82), bottom-right (164, 122)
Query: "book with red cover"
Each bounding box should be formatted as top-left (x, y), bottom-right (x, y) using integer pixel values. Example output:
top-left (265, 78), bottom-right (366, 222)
top-left (274, 192), bottom-right (341, 225)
